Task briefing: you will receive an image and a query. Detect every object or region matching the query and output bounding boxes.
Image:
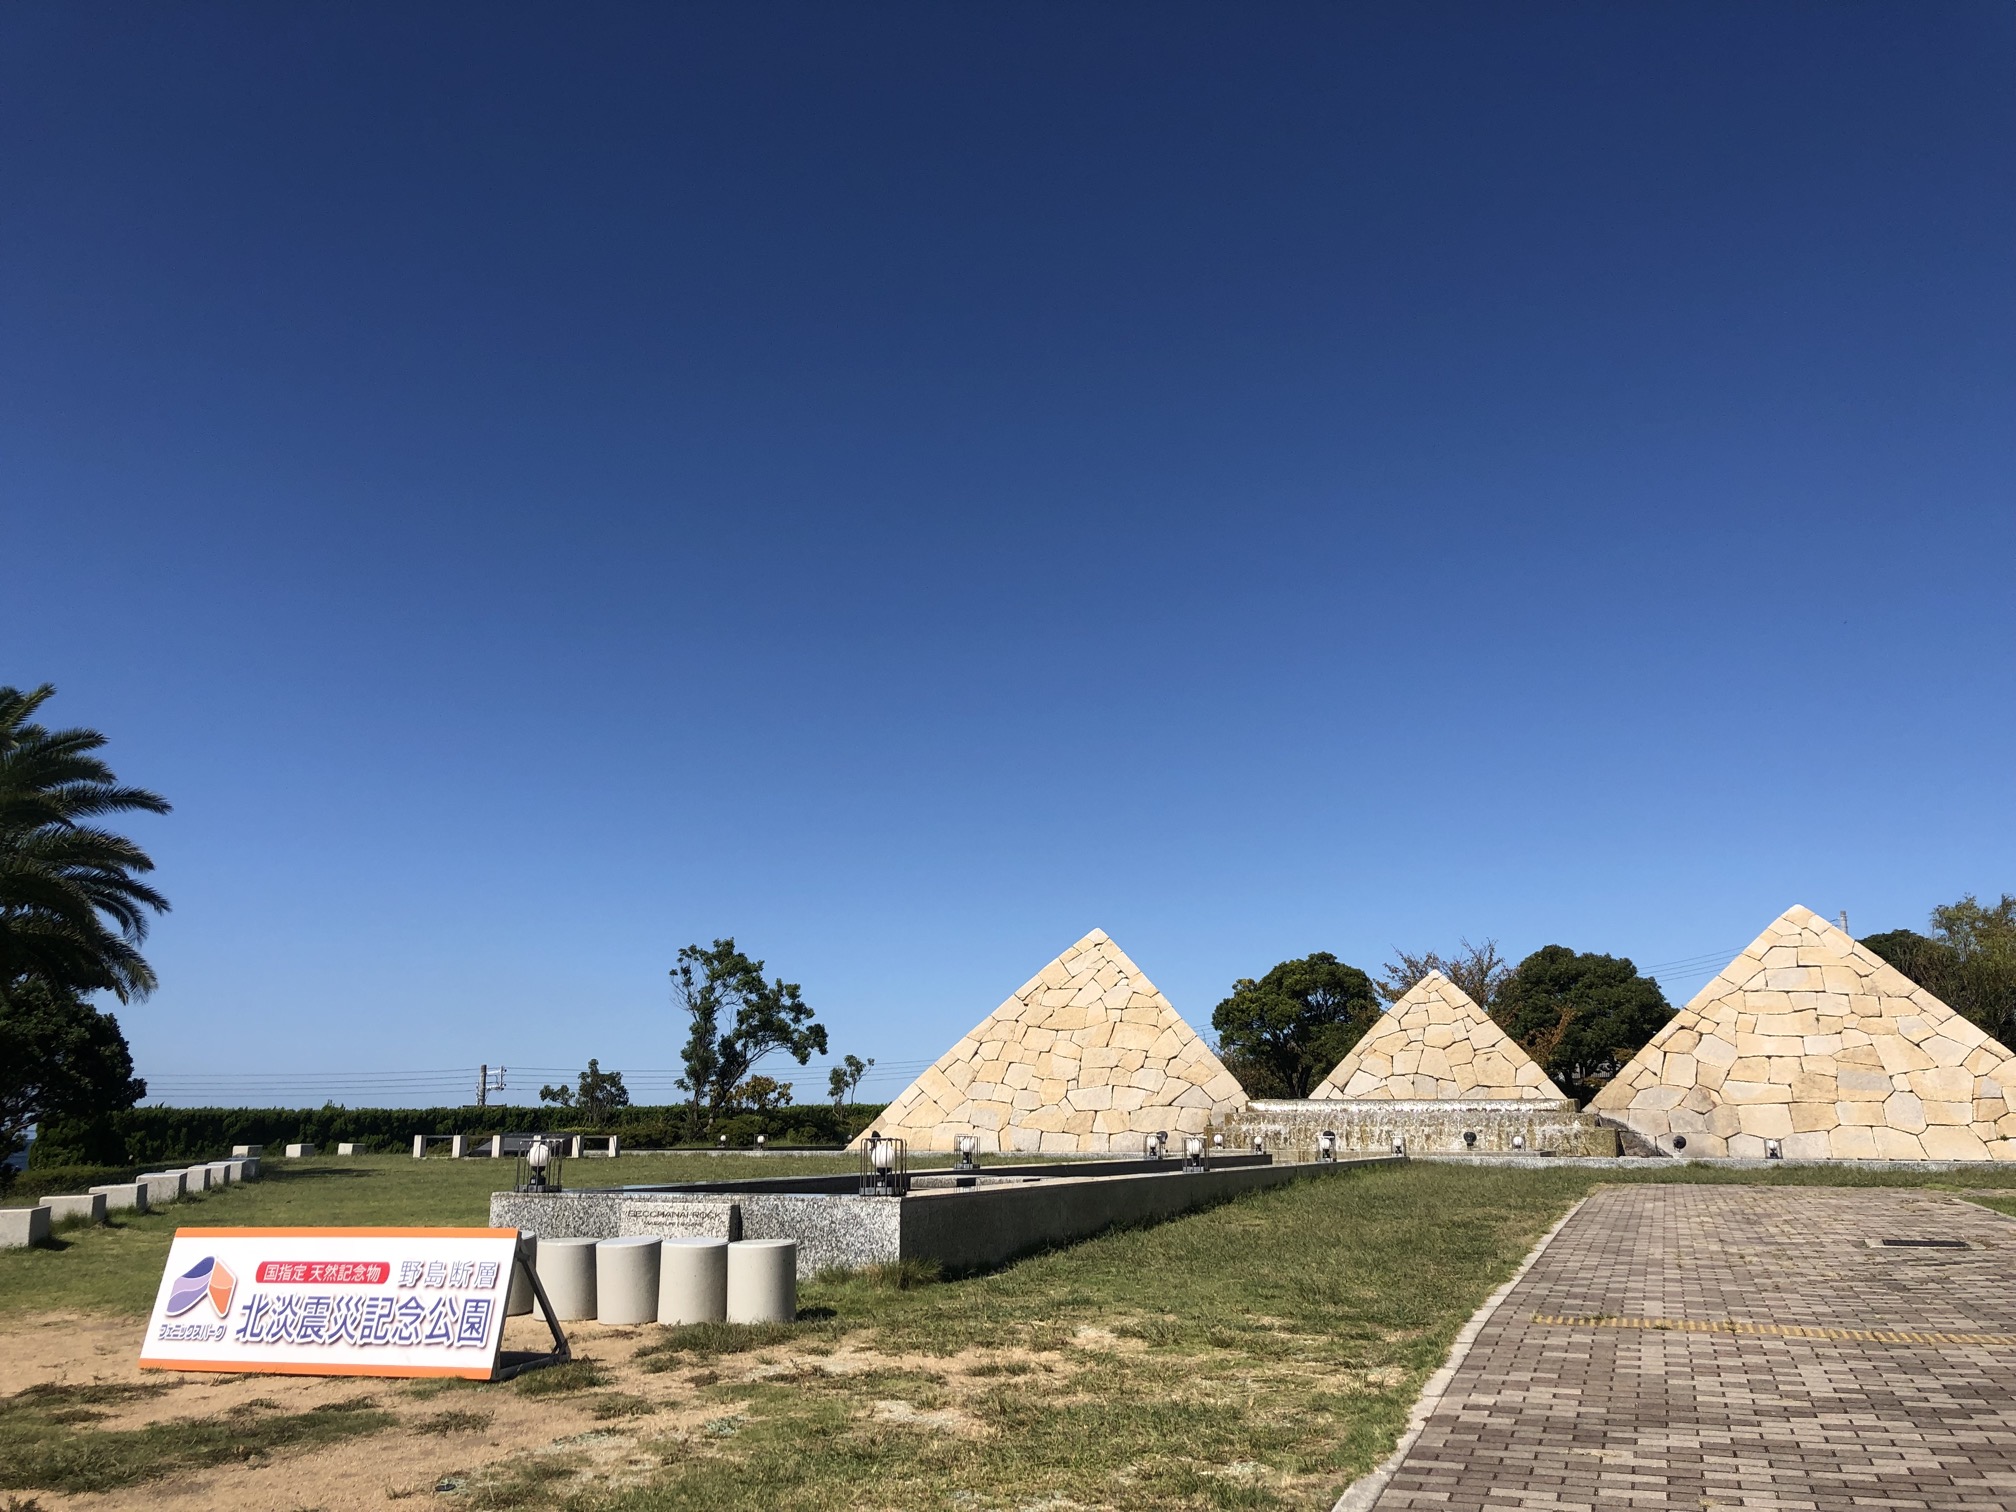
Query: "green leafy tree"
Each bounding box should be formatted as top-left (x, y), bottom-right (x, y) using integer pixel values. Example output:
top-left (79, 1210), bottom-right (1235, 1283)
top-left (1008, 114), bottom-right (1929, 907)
top-left (733, 1074), bottom-right (793, 1112)
top-left (671, 939), bottom-right (828, 1131)
top-left (0, 684), bottom-right (171, 1002)
top-left (1377, 938), bottom-right (1511, 1008)
top-left (827, 1053), bottom-right (873, 1110)
top-left (0, 976), bottom-right (147, 1173)
top-left (1493, 946), bottom-right (1672, 1102)
top-left (1211, 952), bottom-right (1382, 1098)
top-left (1864, 892), bottom-right (2016, 1048)
top-left (538, 1058), bottom-right (631, 1125)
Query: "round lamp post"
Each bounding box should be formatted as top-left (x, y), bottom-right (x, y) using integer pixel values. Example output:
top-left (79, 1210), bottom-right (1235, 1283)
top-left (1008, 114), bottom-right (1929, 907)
top-left (955, 1133), bottom-right (978, 1171)
top-left (1317, 1129), bottom-right (1337, 1163)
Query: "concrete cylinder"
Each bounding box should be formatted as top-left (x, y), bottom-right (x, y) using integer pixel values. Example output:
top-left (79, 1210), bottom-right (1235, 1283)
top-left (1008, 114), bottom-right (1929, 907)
top-left (505, 1234), bottom-right (539, 1316)
top-left (596, 1237), bottom-right (662, 1325)
top-left (726, 1239), bottom-right (797, 1324)
top-left (535, 1237), bottom-right (599, 1321)
top-left (658, 1237), bottom-right (729, 1324)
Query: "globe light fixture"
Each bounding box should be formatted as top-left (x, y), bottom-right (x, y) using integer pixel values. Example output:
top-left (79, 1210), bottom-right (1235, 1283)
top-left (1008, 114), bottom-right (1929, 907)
top-left (1317, 1130), bottom-right (1337, 1163)
top-left (756, 1133), bottom-right (766, 1151)
top-left (1765, 1139), bottom-right (1782, 1160)
top-left (1183, 1135), bottom-right (1207, 1172)
top-left (515, 1136), bottom-right (563, 1194)
top-left (1511, 1134), bottom-right (1526, 1151)
top-left (1391, 1138), bottom-right (1405, 1157)
top-left (860, 1131), bottom-right (909, 1196)
top-left (718, 1133), bottom-right (728, 1147)
top-left (1150, 1130), bottom-right (1169, 1160)
top-left (1251, 1136), bottom-right (1265, 1154)
top-left (955, 1133), bottom-right (979, 1171)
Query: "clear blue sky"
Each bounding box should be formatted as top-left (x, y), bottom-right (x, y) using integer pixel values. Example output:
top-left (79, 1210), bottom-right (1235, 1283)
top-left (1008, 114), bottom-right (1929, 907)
top-left (5, 3), bottom-right (2011, 1108)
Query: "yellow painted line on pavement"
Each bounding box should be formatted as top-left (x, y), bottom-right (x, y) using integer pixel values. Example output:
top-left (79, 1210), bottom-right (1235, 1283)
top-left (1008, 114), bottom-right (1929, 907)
top-left (1533, 1315), bottom-right (2016, 1347)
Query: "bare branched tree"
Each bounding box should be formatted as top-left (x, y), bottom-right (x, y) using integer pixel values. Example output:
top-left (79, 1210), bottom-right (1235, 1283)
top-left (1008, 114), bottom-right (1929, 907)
top-left (1377, 937), bottom-right (1510, 1009)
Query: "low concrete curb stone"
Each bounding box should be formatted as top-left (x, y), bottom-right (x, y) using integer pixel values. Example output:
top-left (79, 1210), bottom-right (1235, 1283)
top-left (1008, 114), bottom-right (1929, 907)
top-left (137, 1172), bottom-right (186, 1205)
top-left (284, 1143), bottom-right (316, 1158)
top-left (39, 1192), bottom-right (108, 1226)
top-left (88, 1182), bottom-right (149, 1213)
top-left (1331, 1196), bottom-right (1590, 1512)
top-left (1, 1206), bottom-right (52, 1248)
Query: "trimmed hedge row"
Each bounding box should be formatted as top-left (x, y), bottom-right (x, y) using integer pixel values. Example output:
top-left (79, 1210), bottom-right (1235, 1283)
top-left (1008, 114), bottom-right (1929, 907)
top-left (30, 1102), bottom-right (889, 1168)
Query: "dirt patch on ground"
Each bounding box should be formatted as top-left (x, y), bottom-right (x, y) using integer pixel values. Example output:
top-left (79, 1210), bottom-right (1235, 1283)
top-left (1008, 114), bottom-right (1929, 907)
top-left (2, 1312), bottom-right (1078, 1510)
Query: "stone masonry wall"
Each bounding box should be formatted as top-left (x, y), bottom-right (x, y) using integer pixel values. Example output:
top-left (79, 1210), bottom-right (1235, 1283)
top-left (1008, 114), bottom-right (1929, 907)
top-left (858, 929), bottom-right (1249, 1155)
top-left (1309, 971), bottom-right (1566, 1101)
top-left (1592, 905), bottom-right (2016, 1160)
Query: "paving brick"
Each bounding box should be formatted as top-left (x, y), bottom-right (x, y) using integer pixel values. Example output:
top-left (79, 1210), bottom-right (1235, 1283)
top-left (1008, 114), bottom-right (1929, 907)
top-left (1370, 1186), bottom-right (2016, 1511)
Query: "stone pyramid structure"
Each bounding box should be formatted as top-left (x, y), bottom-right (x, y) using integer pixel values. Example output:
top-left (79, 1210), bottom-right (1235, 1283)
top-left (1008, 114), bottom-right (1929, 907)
top-left (1592, 905), bottom-right (2016, 1160)
top-left (1308, 971), bottom-right (1568, 1100)
top-left (855, 929), bottom-right (1249, 1155)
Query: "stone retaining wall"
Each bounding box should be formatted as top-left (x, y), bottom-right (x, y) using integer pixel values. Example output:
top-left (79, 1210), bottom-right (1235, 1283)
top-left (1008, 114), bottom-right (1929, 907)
top-left (1230, 1099), bottom-right (1620, 1157)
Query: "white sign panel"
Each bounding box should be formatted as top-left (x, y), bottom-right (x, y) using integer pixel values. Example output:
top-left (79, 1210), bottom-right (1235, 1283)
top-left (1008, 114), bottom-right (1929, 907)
top-left (139, 1226), bottom-right (520, 1379)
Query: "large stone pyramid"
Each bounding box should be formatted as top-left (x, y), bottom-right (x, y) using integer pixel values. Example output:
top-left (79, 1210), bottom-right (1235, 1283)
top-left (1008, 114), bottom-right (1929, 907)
top-left (1592, 905), bottom-right (2016, 1160)
top-left (1308, 971), bottom-right (1567, 1100)
top-left (856, 929), bottom-right (1249, 1155)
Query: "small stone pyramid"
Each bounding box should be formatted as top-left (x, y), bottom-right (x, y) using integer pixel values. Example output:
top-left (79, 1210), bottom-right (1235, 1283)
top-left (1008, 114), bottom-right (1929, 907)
top-left (854, 929), bottom-right (1249, 1154)
top-left (1592, 905), bottom-right (2016, 1160)
top-left (1308, 971), bottom-right (1567, 1100)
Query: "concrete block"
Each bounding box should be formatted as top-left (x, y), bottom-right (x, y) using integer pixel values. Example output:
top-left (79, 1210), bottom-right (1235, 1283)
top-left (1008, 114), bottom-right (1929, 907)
top-left (413, 1135), bottom-right (428, 1158)
top-left (180, 1165), bottom-right (212, 1192)
top-left (137, 1172), bottom-right (185, 1205)
top-left (283, 1143), bottom-right (316, 1158)
top-left (658, 1237), bottom-right (729, 1324)
top-left (39, 1193), bottom-right (107, 1225)
top-left (336, 1142), bottom-right (359, 1156)
top-left (449, 1135), bottom-right (467, 1159)
top-left (1, 1205), bottom-right (51, 1248)
top-left (726, 1239), bottom-right (797, 1324)
top-left (88, 1182), bottom-right (149, 1213)
top-left (595, 1237), bottom-right (661, 1325)
top-left (205, 1161), bottom-right (235, 1185)
top-left (535, 1236), bottom-right (598, 1321)
top-left (232, 1144), bottom-right (263, 1157)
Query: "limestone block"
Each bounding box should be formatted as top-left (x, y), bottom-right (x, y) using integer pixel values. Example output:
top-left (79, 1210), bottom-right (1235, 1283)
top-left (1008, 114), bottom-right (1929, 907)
top-left (1791, 1102), bottom-right (1835, 1134)
top-left (1884, 1091), bottom-right (1928, 1133)
top-left (1735, 1104), bottom-right (1793, 1139)
top-left (1922, 1125), bottom-right (1994, 1161)
top-left (1829, 1125), bottom-right (1878, 1159)
top-left (1781, 1131), bottom-right (1832, 1159)
top-left (1920, 1101), bottom-right (1973, 1127)
top-left (1872, 1126), bottom-right (1927, 1159)
top-left (1727, 1134), bottom-right (1767, 1158)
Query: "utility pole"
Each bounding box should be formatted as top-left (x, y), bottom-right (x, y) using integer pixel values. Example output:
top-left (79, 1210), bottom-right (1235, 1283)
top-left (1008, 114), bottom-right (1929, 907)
top-left (476, 1065), bottom-right (507, 1107)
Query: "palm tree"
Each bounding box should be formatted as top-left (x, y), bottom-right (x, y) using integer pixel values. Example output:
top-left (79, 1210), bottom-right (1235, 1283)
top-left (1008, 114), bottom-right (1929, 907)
top-left (0, 685), bottom-right (170, 1001)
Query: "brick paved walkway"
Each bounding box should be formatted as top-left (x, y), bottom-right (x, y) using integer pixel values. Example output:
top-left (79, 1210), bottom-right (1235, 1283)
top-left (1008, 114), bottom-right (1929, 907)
top-left (1373, 1185), bottom-right (2016, 1511)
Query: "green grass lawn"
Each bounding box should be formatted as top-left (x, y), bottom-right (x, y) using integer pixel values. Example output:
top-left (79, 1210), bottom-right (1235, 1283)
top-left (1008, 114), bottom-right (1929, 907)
top-left (6, 1156), bottom-right (2016, 1510)
top-left (0, 1151), bottom-right (876, 1317)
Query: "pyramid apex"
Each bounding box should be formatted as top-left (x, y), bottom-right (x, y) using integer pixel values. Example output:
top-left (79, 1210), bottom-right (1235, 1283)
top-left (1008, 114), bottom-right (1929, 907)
top-left (1778, 904), bottom-right (1821, 928)
top-left (1076, 928), bottom-right (1112, 948)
